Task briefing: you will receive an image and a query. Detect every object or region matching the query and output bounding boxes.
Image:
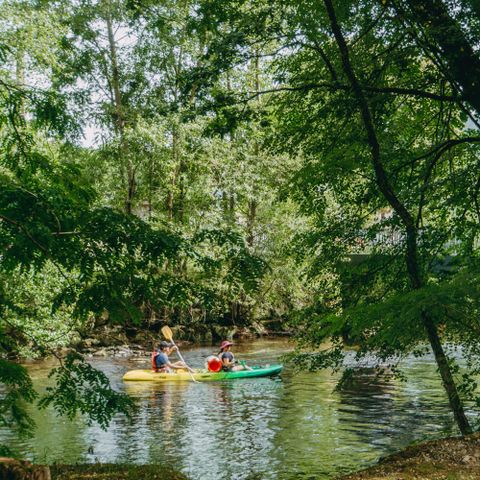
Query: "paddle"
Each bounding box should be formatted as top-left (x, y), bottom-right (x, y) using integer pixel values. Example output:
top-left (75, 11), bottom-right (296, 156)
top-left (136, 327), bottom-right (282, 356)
top-left (161, 326), bottom-right (199, 383)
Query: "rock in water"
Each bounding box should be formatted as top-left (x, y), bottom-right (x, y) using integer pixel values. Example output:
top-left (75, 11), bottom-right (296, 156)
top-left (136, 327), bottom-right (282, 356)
top-left (0, 457), bottom-right (51, 480)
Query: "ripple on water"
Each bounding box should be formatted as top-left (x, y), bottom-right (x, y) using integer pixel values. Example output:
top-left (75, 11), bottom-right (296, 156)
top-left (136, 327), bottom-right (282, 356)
top-left (2, 338), bottom-right (477, 480)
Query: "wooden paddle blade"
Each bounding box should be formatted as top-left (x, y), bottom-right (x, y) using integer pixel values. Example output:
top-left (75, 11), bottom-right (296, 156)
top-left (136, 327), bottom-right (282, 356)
top-left (161, 325), bottom-right (173, 341)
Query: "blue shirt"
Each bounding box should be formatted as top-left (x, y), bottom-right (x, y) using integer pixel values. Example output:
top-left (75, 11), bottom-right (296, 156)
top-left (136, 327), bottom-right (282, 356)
top-left (155, 352), bottom-right (169, 368)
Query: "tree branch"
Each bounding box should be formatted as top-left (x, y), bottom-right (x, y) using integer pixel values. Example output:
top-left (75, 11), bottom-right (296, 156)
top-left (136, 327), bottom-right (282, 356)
top-left (243, 83), bottom-right (460, 103)
top-left (395, 137), bottom-right (480, 175)
top-left (0, 214), bottom-right (71, 282)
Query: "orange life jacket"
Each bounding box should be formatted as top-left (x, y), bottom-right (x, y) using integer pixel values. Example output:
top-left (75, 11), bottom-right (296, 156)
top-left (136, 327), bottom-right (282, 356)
top-left (151, 351), bottom-right (158, 371)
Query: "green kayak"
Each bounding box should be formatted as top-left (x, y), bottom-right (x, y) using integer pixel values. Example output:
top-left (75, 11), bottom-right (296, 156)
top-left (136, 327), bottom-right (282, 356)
top-left (123, 364), bottom-right (283, 382)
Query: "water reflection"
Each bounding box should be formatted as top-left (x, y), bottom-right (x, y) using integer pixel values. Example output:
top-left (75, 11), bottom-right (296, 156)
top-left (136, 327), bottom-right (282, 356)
top-left (1, 338), bottom-right (475, 479)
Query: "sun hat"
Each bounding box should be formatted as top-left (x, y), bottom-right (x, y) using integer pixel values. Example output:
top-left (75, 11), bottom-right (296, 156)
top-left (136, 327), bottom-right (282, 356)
top-left (219, 340), bottom-right (233, 350)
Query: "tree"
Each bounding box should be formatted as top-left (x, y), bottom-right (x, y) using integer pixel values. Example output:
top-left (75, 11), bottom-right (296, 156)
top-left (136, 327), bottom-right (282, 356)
top-left (0, 1), bottom-right (268, 445)
top-left (322, 0), bottom-right (472, 434)
top-left (190, 0), bottom-right (480, 434)
top-left (392, 0), bottom-right (480, 117)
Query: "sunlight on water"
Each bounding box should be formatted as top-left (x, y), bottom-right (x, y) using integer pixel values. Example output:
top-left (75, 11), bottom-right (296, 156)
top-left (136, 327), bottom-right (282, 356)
top-left (2, 338), bottom-right (471, 479)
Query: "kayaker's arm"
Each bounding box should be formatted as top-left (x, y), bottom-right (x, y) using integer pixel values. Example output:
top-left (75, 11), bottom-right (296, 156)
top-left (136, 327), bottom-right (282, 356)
top-left (170, 360), bottom-right (195, 373)
top-left (222, 358), bottom-right (234, 367)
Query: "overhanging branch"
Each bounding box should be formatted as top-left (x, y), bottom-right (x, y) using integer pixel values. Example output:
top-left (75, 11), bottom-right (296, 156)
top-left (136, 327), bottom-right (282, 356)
top-left (244, 83), bottom-right (460, 103)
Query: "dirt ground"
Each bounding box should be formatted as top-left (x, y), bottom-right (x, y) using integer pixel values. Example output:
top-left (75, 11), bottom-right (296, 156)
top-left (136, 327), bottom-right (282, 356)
top-left (340, 433), bottom-right (480, 480)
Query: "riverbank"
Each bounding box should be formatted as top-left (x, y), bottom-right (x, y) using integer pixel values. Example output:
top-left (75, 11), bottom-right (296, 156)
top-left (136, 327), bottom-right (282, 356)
top-left (47, 434), bottom-right (480, 479)
top-left (75, 323), bottom-right (291, 359)
top-left (50, 464), bottom-right (188, 479)
top-left (340, 433), bottom-right (480, 479)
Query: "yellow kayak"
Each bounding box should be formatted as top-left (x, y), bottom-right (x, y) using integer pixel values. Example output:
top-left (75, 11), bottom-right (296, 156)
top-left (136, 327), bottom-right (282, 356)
top-left (122, 364), bottom-right (283, 382)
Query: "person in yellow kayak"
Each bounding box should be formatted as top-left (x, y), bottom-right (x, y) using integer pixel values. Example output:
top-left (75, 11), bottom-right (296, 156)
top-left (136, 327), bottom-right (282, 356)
top-left (152, 341), bottom-right (194, 373)
top-left (218, 340), bottom-right (252, 372)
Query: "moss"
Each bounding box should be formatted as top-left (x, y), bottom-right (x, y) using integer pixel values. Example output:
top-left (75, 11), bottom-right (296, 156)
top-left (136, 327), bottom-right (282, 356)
top-left (414, 462), bottom-right (443, 474)
top-left (51, 464), bottom-right (188, 480)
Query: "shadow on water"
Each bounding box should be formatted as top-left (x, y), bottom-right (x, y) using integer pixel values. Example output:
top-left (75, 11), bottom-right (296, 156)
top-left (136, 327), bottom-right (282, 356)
top-left (0, 338), bottom-right (472, 479)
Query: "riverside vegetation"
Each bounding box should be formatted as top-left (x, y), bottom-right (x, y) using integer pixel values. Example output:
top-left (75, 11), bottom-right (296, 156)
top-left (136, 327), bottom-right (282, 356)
top-left (1, 0), bottom-right (480, 477)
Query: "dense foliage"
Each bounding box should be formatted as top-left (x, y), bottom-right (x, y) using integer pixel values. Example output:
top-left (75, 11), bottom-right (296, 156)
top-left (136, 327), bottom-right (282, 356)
top-left (1, 0), bottom-right (480, 449)
top-left (187, 0), bottom-right (480, 434)
top-left (0, 0), bottom-right (307, 447)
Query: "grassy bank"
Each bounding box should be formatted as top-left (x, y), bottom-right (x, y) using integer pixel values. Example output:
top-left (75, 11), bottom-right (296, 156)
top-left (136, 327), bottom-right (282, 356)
top-left (49, 434), bottom-right (480, 479)
top-left (50, 464), bottom-right (187, 480)
top-left (341, 433), bottom-right (480, 480)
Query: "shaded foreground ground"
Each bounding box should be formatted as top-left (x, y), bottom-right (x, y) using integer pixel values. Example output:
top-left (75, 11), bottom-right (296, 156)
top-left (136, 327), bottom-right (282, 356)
top-left (50, 434), bottom-right (480, 480)
top-left (51, 464), bottom-right (187, 479)
top-left (341, 433), bottom-right (480, 480)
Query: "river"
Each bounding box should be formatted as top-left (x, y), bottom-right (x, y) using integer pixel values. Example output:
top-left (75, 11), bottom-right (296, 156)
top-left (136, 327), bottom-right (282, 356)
top-left (2, 337), bottom-right (471, 479)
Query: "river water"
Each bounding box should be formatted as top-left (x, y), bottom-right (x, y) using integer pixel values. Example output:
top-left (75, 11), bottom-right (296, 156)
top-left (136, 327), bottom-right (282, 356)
top-left (2, 338), bottom-right (471, 479)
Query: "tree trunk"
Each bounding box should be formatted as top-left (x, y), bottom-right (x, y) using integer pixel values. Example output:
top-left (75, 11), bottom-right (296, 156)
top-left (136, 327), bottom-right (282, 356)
top-left (422, 312), bottom-right (472, 434)
top-left (105, 5), bottom-right (135, 214)
top-left (324, 0), bottom-right (472, 435)
top-left (246, 199), bottom-right (257, 247)
top-left (245, 50), bottom-right (260, 248)
top-left (16, 43), bottom-right (25, 117)
top-left (167, 119), bottom-right (185, 223)
top-left (166, 188), bottom-right (174, 222)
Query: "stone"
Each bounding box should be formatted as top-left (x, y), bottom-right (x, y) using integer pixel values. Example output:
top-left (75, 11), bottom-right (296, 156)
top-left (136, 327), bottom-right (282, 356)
top-left (0, 457), bottom-right (51, 480)
top-left (461, 454), bottom-right (475, 464)
top-left (82, 338), bottom-right (101, 348)
top-left (92, 348), bottom-right (108, 357)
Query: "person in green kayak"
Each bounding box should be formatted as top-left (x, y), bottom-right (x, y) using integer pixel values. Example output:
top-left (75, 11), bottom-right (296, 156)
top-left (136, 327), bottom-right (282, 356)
top-left (218, 340), bottom-right (252, 372)
top-left (152, 341), bottom-right (194, 373)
